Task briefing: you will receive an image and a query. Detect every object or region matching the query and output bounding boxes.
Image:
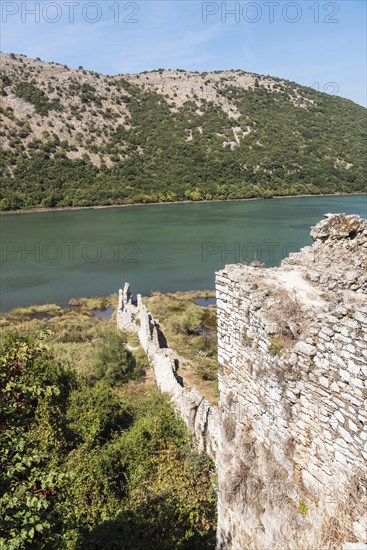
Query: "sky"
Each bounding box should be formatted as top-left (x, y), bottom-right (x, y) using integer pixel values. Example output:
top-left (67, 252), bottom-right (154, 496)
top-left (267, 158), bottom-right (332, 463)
top-left (1, 0), bottom-right (366, 106)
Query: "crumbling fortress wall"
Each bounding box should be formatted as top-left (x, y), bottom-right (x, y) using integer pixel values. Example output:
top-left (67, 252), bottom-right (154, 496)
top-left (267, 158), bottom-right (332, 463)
top-left (117, 213), bottom-right (367, 550)
top-left (215, 213), bottom-right (367, 549)
top-left (116, 286), bottom-right (219, 461)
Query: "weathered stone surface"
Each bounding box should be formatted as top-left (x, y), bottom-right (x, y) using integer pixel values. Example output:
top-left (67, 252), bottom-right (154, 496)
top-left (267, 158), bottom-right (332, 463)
top-left (117, 214), bottom-right (367, 550)
top-left (294, 341), bottom-right (317, 356)
top-left (215, 214), bottom-right (367, 550)
top-left (117, 283), bottom-right (219, 462)
top-left (310, 213), bottom-right (366, 242)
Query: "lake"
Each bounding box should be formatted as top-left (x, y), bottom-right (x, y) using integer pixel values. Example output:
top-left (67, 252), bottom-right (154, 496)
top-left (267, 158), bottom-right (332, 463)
top-left (1, 195), bottom-right (366, 311)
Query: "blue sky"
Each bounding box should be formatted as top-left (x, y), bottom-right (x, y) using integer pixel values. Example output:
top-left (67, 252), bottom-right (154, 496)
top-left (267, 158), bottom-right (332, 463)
top-left (1, 0), bottom-right (366, 105)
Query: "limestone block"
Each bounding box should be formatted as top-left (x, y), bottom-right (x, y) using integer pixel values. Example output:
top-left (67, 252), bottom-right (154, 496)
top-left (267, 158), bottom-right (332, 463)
top-left (340, 369), bottom-right (351, 382)
top-left (351, 377), bottom-right (364, 388)
top-left (294, 341), bottom-right (316, 356)
top-left (348, 419), bottom-right (359, 432)
top-left (338, 426), bottom-right (353, 444)
top-left (355, 311), bottom-right (367, 325)
top-left (334, 410), bottom-right (345, 424)
top-left (347, 359), bottom-right (362, 375)
top-left (319, 376), bottom-right (329, 388)
top-left (330, 381), bottom-right (340, 392)
top-left (334, 449), bottom-right (348, 466)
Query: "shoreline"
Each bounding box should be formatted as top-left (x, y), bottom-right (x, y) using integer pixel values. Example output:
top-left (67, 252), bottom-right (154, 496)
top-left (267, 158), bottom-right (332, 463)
top-left (0, 289), bottom-right (216, 316)
top-left (1, 192), bottom-right (366, 216)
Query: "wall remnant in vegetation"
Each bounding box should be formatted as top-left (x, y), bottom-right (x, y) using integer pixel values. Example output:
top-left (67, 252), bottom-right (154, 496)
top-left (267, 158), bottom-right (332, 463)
top-left (118, 213), bottom-right (367, 549)
top-left (117, 284), bottom-right (219, 461)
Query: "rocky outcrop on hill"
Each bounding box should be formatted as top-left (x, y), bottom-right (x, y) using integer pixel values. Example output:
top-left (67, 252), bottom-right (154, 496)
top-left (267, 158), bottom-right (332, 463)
top-left (1, 53), bottom-right (366, 210)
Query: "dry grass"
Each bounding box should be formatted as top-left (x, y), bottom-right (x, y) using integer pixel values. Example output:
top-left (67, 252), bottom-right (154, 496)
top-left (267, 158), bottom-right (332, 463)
top-left (1, 293), bottom-right (157, 393)
top-left (0, 295), bottom-right (118, 377)
top-left (314, 473), bottom-right (367, 549)
top-left (223, 415), bottom-right (236, 442)
top-left (220, 428), bottom-right (367, 548)
top-left (225, 430), bottom-right (267, 517)
top-left (264, 286), bottom-right (308, 352)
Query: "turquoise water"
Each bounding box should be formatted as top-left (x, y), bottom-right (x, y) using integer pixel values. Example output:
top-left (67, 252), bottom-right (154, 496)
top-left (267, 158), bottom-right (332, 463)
top-left (1, 195), bottom-right (366, 311)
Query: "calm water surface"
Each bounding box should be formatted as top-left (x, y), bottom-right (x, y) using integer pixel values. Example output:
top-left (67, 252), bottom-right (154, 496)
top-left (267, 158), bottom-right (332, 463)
top-left (1, 195), bottom-right (366, 311)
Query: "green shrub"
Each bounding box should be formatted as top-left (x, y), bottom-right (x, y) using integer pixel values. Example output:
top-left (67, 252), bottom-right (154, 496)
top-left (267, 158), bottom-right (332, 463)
top-left (197, 362), bottom-right (217, 381)
top-left (268, 336), bottom-right (284, 356)
top-left (94, 329), bottom-right (141, 385)
top-left (0, 330), bottom-right (217, 549)
top-left (109, 394), bottom-right (217, 549)
top-left (298, 499), bottom-right (309, 516)
top-left (170, 307), bottom-right (202, 335)
top-left (0, 331), bottom-right (72, 548)
top-left (2, 68), bottom-right (366, 210)
top-left (61, 443), bottom-right (124, 532)
top-left (14, 82), bottom-right (62, 115)
top-left (66, 383), bottom-right (132, 445)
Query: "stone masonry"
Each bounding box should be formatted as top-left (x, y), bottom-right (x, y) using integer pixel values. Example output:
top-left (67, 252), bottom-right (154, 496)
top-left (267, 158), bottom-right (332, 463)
top-left (116, 283), bottom-right (219, 461)
top-left (118, 213), bottom-right (367, 550)
top-left (215, 213), bottom-right (367, 549)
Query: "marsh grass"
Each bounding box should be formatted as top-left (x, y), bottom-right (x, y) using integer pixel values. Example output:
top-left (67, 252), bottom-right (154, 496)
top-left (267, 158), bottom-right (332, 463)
top-left (0, 295), bottom-right (118, 379)
top-left (9, 303), bottom-right (62, 317)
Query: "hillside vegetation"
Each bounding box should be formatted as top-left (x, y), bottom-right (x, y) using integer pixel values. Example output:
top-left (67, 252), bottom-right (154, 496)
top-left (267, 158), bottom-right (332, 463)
top-left (1, 53), bottom-right (366, 210)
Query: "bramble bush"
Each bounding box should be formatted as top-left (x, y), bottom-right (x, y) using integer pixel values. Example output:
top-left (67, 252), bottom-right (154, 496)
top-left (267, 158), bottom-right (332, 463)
top-left (0, 330), bottom-right (217, 549)
top-left (0, 331), bottom-right (72, 548)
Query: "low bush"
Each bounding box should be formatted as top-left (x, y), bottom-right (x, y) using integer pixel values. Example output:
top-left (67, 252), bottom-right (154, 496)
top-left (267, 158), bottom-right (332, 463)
top-left (14, 81), bottom-right (62, 115)
top-left (94, 329), bottom-right (142, 385)
top-left (0, 330), bottom-right (217, 549)
top-left (170, 307), bottom-right (202, 335)
top-left (66, 383), bottom-right (133, 445)
top-left (268, 336), bottom-right (284, 356)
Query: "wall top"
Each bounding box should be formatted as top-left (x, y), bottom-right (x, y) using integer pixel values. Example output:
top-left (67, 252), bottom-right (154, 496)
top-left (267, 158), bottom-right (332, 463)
top-left (218, 214), bottom-right (367, 302)
top-left (310, 212), bottom-right (367, 242)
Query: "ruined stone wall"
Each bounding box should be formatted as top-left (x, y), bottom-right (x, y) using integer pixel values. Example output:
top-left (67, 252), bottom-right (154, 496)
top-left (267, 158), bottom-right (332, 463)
top-left (116, 214), bottom-right (366, 549)
top-left (117, 283), bottom-right (219, 462)
top-left (215, 214), bottom-right (367, 549)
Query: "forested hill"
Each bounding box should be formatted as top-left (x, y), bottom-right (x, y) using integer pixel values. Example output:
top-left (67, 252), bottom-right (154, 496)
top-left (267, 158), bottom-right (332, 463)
top-left (1, 52), bottom-right (366, 210)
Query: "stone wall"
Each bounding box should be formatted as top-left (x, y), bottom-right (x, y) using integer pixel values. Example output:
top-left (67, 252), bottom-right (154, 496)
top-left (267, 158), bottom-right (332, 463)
top-left (116, 213), bottom-right (366, 549)
top-left (117, 283), bottom-right (219, 462)
top-left (215, 214), bottom-right (367, 549)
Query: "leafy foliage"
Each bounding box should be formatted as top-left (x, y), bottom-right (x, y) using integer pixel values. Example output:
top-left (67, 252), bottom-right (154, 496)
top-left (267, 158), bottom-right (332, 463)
top-left (268, 336), bottom-right (284, 356)
top-left (170, 307), bottom-right (203, 335)
top-left (14, 82), bottom-right (62, 115)
top-left (66, 383), bottom-right (132, 445)
top-left (94, 329), bottom-right (141, 385)
top-left (0, 331), bottom-right (72, 548)
top-left (0, 329), bottom-right (216, 549)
